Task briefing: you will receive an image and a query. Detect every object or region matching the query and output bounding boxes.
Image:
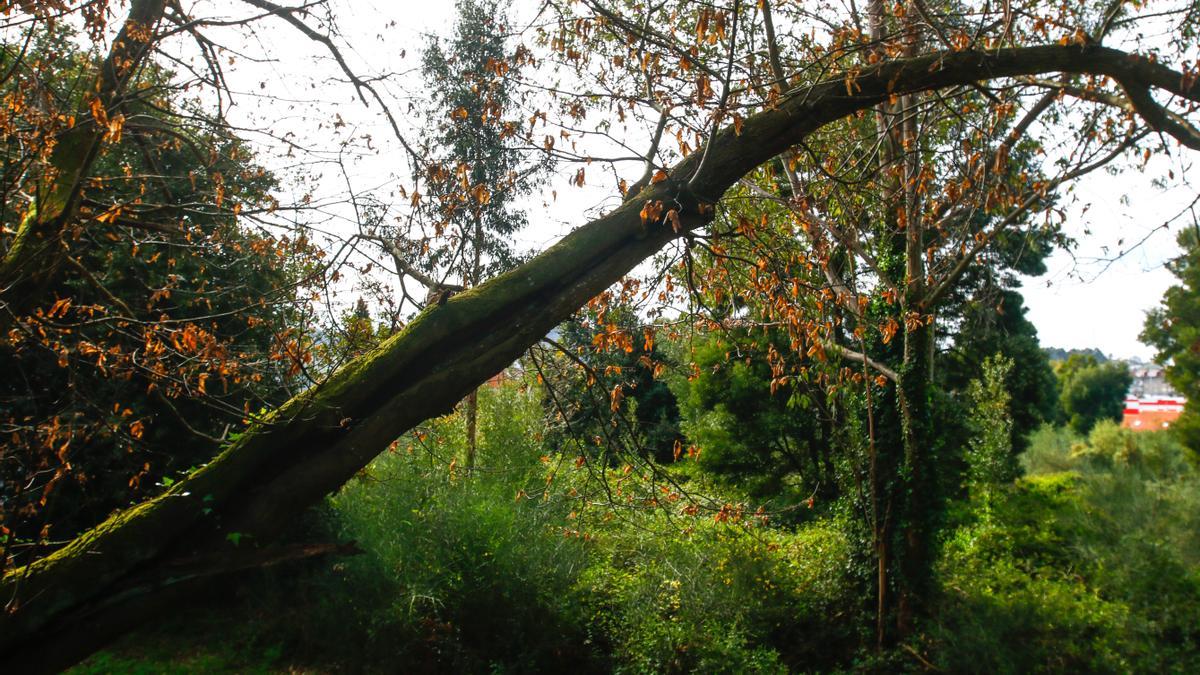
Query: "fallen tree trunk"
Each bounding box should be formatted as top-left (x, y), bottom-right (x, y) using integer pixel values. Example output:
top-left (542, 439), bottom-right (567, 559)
top-left (2, 44), bottom-right (1197, 671)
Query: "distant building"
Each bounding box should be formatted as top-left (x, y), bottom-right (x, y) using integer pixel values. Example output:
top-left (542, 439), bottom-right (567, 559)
top-left (1123, 361), bottom-right (1185, 431)
top-left (1122, 396), bottom-right (1185, 432)
top-left (1127, 364), bottom-right (1179, 398)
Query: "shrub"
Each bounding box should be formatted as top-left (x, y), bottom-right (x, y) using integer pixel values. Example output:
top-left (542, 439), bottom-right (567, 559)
top-left (578, 512), bottom-right (856, 674)
top-left (240, 379), bottom-right (601, 672)
top-left (937, 429), bottom-right (1200, 672)
top-left (1021, 424), bottom-right (1081, 475)
top-left (965, 354), bottom-right (1018, 492)
top-left (933, 474), bottom-right (1137, 672)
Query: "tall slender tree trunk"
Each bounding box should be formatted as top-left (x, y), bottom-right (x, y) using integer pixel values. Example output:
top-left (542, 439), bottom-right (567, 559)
top-left (864, 0), bottom-right (903, 649)
top-left (895, 5), bottom-right (935, 637)
top-left (465, 387), bottom-right (479, 470)
top-left (864, 226), bottom-right (907, 649)
top-left (465, 216), bottom-right (484, 470)
top-left (895, 317), bottom-right (934, 635)
top-left (860, 0), bottom-right (940, 643)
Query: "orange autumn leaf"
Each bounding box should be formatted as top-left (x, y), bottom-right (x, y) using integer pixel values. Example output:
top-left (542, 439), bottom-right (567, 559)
top-left (471, 184), bottom-right (491, 205)
top-left (610, 383), bottom-right (624, 412)
top-left (104, 112), bottom-right (124, 143)
top-left (880, 317), bottom-right (900, 344)
top-left (665, 208), bottom-right (682, 233)
top-left (88, 95), bottom-right (107, 127)
top-left (639, 199), bottom-right (664, 225)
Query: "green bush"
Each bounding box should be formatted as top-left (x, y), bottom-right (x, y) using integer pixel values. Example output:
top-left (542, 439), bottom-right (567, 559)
top-left (577, 511), bottom-right (855, 674)
top-left (75, 382), bottom-right (1200, 674)
top-left (297, 377), bottom-right (864, 673)
top-left (933, 428), bottom-right (1200, 672)
top-left (965, 354), bottom-right (1018, 492)
top-left (297, 380), bottom-right (600, 672)
top-left (1021, 424), bottom-right (1080, 475)
top-left (933, 474), bottom-right (1136, 673)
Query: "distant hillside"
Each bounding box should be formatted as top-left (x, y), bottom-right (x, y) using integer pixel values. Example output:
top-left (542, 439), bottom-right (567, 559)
top-left (1043, 347), bottom-right (1110, 363)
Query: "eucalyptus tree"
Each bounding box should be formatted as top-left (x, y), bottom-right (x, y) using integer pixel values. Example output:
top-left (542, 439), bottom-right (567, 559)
top-left (423, 0), bottom-right (545, 466)
top-left (352, 1), bottom-right (547, 467)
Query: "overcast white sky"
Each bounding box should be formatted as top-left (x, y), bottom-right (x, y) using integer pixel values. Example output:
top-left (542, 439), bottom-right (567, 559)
top-left (1020, 153), bottom-right (1196, 360)
top-left (194, 0), bottom-right (1198, 361)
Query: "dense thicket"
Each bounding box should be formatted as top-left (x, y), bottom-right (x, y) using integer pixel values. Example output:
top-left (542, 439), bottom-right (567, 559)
top-left (72, 376), bottom-right (1200, 673)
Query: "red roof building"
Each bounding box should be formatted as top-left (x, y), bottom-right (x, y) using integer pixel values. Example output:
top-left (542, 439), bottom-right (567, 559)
top-left (1122, 397), bottom-right (1185, 432)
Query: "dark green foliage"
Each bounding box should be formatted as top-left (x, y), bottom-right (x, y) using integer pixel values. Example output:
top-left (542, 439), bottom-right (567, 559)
top-left (578, 515), bottom-right (855, 674)
top-left (964, 355), bottom-right (1019, 491)
top-left (181, 381), bottom-right (600, 673)
top-left (932, 427), bottom-right (1200, 672)
top-left (0, 31), bottom-right (312, 555)
top-left (74, 408), bottom-right (1200, 673)
top-left (1143, 226), bottom-right (1200, 462)
top-left (1056, 354), bottom-right (1132, 435)
top-left (303, 380), bottom-right (856, 672)
top-left (933, 473), bottom-right (1139, 673)
top-left (1043, 346), bottom-right (1110, 363)
top-left (76, 378), bottom-right (860, 673)
top-left (412, 0), bottom-right (546, 285)
top-left (304, 381), bottom-right (592, 672)
top-left (673, 328), bottom-right (837, 504)
top-left (943, 290), bottom-right (1059, 452)
top-left (71, 633), bottom-right (284, 674)
top-left (546, 304), bottom-right (683, 464)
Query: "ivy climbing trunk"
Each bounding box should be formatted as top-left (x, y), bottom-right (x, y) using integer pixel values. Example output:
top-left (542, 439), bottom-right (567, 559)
top-left (894, 9), bottom-right (935, 633)
top-left (895, 312), bottom-right (935, 635)
top-left (864, 0), bottom-right (909, 646)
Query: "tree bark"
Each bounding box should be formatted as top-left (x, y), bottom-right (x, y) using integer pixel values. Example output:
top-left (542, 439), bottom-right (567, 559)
top-left (465, 387), bottom-right (479, 470)
top-left (465, 217), bottom-right (484, 469)
top-left (865, 0), bottom-right (903, 648)
top-left (1, 44), bottom-right (1197, 672)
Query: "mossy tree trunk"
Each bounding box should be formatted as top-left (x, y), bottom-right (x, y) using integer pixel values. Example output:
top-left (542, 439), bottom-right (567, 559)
top-left (1, 45), bottom-right (1196, 672)
top-left (0, 0), bottom-right (167, 325)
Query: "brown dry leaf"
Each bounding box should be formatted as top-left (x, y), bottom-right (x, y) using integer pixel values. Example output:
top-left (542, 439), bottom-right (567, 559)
top-left (666, 208), bottom-right (682, 233)
top-left (610, 383), bottom-right (624, 412)
top-left (639, 199), bottom-right (664, 224)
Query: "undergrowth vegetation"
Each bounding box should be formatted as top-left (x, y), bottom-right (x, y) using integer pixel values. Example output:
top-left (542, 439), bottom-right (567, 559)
top-left (75, 379), bottom-right (1199, 673)
top-left (931, 422), bottom-right (1200, 673)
